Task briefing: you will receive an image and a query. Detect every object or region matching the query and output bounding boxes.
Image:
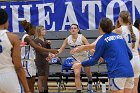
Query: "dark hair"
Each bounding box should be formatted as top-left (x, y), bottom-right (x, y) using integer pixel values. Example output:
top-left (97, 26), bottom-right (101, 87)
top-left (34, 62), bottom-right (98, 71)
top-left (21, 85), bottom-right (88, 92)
top-left (99, 17), bottom-right (113, 33)
top-left (70, 24), bottom-right (81, 34)
top-left (134, 18), bottom-right (140, 29)
top-left (0, 8), bottom-right (8, 25)
top-left (20, 20), bottom-right (35, 33)
top-left (120, 11), bottom-right (136, 48)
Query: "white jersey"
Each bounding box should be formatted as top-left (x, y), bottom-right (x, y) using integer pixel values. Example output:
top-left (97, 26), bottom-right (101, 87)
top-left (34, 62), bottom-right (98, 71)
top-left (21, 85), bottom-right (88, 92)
top-left (21, 34), bottom-right (35, 60)
top-left (0, 30), bottom-right (14, 71)
top-left (121, 26), bottom-right (139, 56)
top-left (67, 34), bottom-right (89, 62)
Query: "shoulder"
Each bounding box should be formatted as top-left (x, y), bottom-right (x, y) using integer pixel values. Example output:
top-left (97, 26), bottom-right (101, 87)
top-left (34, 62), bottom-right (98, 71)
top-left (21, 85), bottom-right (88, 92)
top-left (113, 27), bottom-right (122, 34)
top-left (7, 32), bottom-right (20, 45)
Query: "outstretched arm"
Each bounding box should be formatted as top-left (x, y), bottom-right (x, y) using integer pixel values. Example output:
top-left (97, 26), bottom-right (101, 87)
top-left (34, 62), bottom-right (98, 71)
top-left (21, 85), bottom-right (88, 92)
top-left (58, 38), bottom-right (68, 54)
top-left (70, 35), bottom-right (102, 53)
top-left (24, 36), bottom-right (58, 54)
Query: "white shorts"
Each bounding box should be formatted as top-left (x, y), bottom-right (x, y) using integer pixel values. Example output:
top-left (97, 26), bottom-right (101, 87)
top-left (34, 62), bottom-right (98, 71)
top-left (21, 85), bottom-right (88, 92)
top-left (22, 60), bottom-right (36, 77)
top-left (0, 69), bottom-right (21, 93)
top-left (109, 77), bottom-right (134, 91)
top-left (131, 55), bottom-right (140, 78)
top-left (72, 55), bottom-right (89, 63)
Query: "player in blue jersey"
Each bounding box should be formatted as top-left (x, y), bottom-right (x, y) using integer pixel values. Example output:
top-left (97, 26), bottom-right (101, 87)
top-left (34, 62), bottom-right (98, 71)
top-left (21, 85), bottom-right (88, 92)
top-left (73, 18), bottom-right (134, 93)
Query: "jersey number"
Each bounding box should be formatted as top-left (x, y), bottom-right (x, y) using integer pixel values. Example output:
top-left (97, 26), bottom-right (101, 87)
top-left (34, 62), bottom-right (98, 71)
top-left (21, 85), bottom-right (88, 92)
top-left (0, 40), bottom-right (2, 53)
top-left (128, 34), bottom-right (131, 43)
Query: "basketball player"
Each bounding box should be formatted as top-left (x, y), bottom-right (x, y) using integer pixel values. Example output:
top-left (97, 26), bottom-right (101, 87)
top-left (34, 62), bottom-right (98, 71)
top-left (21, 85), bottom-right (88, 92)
top-left (134, 18), bottom-right (140, 93)
top-left (73, 18), bottom-right (134, 93)
top-left (114, 11), bottom-right (140, 93)
top-left (20, 20), bottom-right (58, 93)
top-left (58, 24), bottom-right (93, 93)
top-left (0, 8), bottom-right (31, 93)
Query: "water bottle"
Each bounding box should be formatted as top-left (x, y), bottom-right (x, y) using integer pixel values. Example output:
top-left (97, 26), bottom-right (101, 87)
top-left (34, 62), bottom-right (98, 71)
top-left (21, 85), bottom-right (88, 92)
top-left (102, 83), bottom-right (106, 93)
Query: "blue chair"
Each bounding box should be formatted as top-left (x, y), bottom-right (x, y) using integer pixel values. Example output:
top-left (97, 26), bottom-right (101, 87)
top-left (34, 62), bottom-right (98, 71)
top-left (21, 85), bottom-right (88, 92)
top-left (61, 57), bottom-right (84, 89)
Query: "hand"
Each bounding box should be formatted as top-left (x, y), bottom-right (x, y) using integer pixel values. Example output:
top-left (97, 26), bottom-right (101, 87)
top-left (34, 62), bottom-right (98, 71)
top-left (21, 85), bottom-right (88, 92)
top-left (70, 45), bottom-right (84, 54)
top-left (72, 62), bottom-right (82, 69)
top-left (49, 49), bottom-right (59, 54)
top-left (46, 53), bottom-right (56, 61)
top-left (98, 57), bottom-right (104, 62)
top-left (89, 49), bottom-right (95, 54)
top-left (46, 40), bottom-right (51, 45)
top-left (20, 41), bottom-right (27, 47)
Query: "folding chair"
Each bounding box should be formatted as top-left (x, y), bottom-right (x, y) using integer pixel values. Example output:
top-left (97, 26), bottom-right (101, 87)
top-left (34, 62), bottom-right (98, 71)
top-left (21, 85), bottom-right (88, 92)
top-left (49, 57), bottom-right (64, 92)
top-left (61, 57), bottom-right (74, 84)
top-left (61, 57), bottom-right (84, 90)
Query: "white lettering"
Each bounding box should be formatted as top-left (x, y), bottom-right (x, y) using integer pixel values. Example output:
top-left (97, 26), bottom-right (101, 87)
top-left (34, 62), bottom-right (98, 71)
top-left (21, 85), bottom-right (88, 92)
top-left (36, 3), bottom-right (55, 31)
top-left (62, 2), bottom-right (78, 30)
top-left (106, 0), bottom-right (127, 25)
top-left (82, 1), bottom-right (101, 29)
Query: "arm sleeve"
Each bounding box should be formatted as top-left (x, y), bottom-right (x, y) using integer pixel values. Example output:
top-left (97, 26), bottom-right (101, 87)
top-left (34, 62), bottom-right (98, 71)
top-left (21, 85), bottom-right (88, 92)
top-left (81, 38), bottom-right (105, 66)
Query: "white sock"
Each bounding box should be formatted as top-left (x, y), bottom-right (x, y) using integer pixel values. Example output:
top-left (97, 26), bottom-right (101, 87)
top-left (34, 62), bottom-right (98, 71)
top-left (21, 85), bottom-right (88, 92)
top-left (88, 83), bottom-right (93, 90)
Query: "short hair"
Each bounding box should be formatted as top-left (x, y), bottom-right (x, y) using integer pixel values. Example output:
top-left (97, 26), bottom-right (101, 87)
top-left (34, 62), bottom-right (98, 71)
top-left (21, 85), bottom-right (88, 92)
top-left (0, 8), bottom-right (8, 25)
top-left (70, 24), bottom-right (81, 34)
top-left (99, 18), bottom-right (113, 33)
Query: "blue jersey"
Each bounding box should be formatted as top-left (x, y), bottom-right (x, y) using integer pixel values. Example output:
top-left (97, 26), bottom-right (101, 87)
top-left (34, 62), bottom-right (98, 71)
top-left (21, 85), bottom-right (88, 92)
top-left (82, 32), bottom-right (134, 78)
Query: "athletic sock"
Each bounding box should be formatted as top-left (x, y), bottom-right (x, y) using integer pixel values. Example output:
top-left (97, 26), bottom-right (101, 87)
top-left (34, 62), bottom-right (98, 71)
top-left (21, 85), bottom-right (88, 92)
top-left (88, 81), bottom-right (93, 90)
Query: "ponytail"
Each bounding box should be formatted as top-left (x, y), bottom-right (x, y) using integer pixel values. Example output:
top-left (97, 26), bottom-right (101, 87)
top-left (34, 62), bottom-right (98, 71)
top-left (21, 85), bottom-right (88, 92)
top-left (128, 24), bottom-right (136, 48)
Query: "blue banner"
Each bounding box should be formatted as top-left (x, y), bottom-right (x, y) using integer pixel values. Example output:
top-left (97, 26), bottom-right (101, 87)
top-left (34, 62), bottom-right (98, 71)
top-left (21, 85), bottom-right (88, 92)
top-left (0, 0), bottom-right (140, 32)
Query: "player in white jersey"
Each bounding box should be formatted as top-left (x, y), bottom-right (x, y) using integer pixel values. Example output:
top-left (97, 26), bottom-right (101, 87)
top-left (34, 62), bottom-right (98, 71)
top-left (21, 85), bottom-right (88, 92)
top-left (114, 11), bottom-right (140, 93)
top-left (58, 24), bottom-right (93, 93)
top-left (20, 20), bottom-right (58, 93)
top-left (0, 8), bottom-right (31, 93)
top-left (134, 18), bottom-right (140, 93)
top-left (21, 34), bottom-right (36, 93)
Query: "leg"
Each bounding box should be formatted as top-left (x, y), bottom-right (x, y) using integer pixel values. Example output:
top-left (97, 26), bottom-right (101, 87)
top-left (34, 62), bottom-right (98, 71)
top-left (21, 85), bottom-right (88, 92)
top-left (84, 66), bottom-right (93, 92)
top-left (73, 65), bottom-right (82, 91)
top-left (138, 78), bottom-right (140, 93)
top-left (124, 77), bottom-right (134, 93)
top-left (124, 88), bottom-right (132, 93)
top-left (38, 76), bottom-right (45, 92)
top-left (111, 90), bottom-right (124, 93)
top-left (132, 78), bottom-right (139, 93)
top-left (84, 66), bottom-right (92, 81)
top-left (31, 76), bottom-right (35, 93)
top-left (38, 75), bottom-right (48, 93)
top-left (26, 77), bottom-right (32, 93)
top-left (43, 75), bottom-right (48, 93)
